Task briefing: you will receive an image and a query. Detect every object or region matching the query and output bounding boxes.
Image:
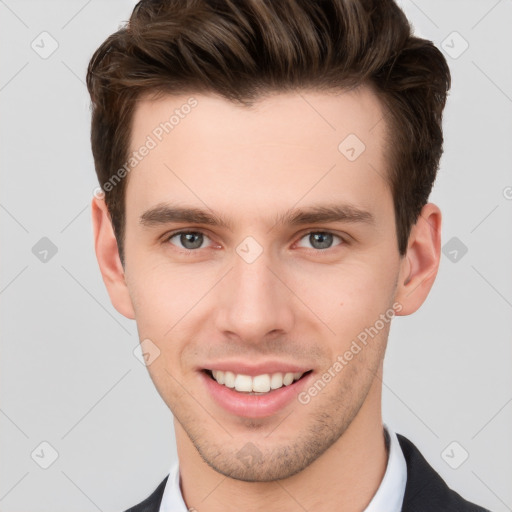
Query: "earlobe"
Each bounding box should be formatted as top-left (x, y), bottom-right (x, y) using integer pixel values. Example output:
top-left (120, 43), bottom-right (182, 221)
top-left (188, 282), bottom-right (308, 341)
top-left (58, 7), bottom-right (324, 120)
top-left (91, 196), bottom-right (135, 320)
top-left (395, 203), bottom-right (442, 316)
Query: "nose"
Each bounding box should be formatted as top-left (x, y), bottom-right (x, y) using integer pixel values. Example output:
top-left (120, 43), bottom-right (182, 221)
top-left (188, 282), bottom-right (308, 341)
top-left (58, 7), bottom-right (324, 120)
top-left (214, 248), bottom-right (295, 345)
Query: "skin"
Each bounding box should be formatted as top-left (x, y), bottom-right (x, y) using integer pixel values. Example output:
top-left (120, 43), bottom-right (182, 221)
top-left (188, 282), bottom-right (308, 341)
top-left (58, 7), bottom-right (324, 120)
top-left (92, 87), bottom-right (441, 512)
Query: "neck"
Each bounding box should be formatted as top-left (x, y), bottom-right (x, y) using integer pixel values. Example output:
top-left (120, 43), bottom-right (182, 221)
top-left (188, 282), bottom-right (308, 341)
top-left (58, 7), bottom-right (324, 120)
top-left (175, 375), bottom-right (387, 512)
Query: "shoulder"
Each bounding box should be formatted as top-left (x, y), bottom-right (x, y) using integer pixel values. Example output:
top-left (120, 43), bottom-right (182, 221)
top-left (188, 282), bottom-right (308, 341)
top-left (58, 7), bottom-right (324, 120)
top-left (123, 475), bottom-right (169, 512)
top-left (397, 434), bottom-right (491, 512)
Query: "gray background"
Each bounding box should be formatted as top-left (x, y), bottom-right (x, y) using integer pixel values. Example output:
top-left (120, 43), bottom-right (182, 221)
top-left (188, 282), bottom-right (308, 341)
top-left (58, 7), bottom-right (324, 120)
top-left (1, 0), bottom-right (511, 511)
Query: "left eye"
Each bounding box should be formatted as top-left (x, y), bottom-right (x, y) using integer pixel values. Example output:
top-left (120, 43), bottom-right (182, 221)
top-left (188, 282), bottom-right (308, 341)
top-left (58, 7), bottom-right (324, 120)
top-left (296, 232), bottom-right (343, 250)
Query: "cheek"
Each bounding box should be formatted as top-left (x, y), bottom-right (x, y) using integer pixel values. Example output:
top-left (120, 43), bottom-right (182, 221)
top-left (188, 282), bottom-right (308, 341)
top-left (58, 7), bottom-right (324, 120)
top-left (126, 260), bottom-right (208, 332)
top-left (126, 266), bottom-right (199, 386)
top-left (289, 256), bottom-right (399, 345)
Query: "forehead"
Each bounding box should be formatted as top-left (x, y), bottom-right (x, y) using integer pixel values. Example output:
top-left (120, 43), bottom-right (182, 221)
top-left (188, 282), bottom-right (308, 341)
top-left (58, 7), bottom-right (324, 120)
top-left (131, 87), bottom-right (386, 150)
top-left (125, 87), bottom-right (391, 227)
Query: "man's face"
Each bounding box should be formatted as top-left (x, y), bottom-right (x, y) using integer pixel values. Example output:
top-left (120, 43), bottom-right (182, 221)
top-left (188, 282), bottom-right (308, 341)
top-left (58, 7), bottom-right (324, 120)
top-left (122, 88), bottom-right (405, 480)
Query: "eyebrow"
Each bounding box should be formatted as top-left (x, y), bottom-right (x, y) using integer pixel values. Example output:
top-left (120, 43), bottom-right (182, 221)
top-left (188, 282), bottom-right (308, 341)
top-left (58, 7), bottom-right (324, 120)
top-left (139, 203), bottom-right (375, 230)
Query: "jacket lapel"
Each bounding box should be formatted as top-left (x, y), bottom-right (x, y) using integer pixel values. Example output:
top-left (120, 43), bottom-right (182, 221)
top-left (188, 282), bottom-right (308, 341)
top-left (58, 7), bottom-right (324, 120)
top-left (124, 475), bottom-right (168, 512)
top-left (398, 434), bottom-right (489, 511)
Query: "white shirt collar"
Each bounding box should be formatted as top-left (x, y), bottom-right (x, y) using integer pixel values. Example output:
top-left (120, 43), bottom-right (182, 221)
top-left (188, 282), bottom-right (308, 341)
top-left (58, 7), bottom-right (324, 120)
top-left (364, 423), bottom-right (407, 511)
top-left (159, 460), bottom-right (188, 512)
top-left (159, 423), bottom-right (407, 512)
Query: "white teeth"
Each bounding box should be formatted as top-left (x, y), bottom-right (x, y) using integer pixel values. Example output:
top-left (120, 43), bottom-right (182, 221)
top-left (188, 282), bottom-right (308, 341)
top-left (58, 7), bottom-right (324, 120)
top-left (270, 373), bottom-right (283, 389)
top-left (252, 374), bottom-right (271, 393)
top-left (224, 371), bottom-right (235, 388)
top-left (234, 374), bottom-right (253, 392)
top-left (212, 370), bottom-right (225, 384)
top-left (283, 372), bottom-right (294, 386)
top-left (210, 370), bottom-right (305, 393)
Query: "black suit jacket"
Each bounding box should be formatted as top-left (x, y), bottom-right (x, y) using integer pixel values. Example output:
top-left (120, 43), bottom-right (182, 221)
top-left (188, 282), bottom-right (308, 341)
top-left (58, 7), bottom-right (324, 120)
top-left (124, 434), bottom-right (490, 512)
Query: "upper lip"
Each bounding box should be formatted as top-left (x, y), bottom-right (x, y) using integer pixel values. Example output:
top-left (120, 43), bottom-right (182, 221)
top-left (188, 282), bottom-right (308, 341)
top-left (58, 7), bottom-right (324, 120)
top-left (201, 361), bottom-right (312, 376)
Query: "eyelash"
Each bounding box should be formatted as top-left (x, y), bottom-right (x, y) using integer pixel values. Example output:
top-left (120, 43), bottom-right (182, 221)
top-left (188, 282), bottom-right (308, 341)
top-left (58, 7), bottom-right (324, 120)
top-left (163, 229), bottom-right (347, 252)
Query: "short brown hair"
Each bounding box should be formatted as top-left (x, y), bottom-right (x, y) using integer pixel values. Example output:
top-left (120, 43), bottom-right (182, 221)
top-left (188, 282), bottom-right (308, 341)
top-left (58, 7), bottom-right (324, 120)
top-left (87, 0), bottom-right (451, 265)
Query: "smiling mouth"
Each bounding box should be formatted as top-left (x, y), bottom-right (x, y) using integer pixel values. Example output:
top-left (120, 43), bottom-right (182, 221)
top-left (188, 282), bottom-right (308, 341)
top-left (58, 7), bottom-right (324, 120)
top-left (203, 369), bottom-right (313, 394)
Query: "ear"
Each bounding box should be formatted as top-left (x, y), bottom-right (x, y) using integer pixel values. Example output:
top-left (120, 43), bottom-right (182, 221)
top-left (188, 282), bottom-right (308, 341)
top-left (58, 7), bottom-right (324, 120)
top-left (395, 203), bottom-right (442, 316)
top-left (91, 196), bottom-right (135, 320)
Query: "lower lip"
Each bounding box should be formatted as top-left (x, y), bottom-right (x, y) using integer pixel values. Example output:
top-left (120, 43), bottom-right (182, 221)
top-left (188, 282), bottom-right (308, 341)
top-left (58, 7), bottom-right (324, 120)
top-left (200, 371), bottom-right (313, 419)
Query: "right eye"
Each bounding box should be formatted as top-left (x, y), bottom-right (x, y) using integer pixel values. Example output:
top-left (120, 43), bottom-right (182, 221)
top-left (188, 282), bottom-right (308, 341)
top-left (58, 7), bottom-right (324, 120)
top-left (166, 231), bottom-right (212, 251)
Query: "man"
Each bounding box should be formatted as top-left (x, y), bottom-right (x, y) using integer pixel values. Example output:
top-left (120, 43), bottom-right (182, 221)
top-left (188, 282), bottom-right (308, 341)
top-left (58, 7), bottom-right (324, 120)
top-left (87, 0), bottom-right (490, 510)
